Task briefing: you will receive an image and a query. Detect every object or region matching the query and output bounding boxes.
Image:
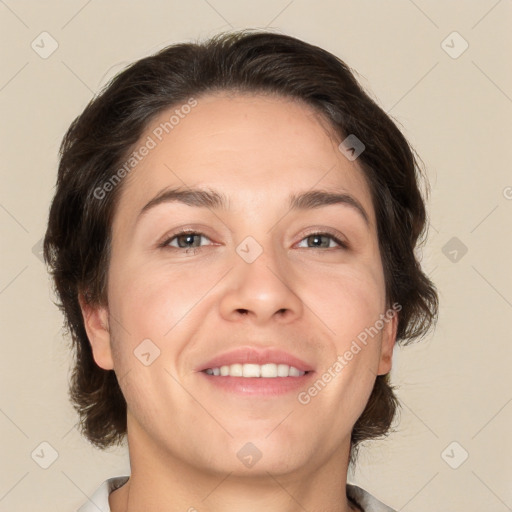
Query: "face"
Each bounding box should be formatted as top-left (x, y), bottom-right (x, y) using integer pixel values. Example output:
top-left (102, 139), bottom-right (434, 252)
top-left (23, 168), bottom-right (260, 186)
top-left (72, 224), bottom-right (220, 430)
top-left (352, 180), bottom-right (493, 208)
top-left (82, 92), bottom-right (397, 477)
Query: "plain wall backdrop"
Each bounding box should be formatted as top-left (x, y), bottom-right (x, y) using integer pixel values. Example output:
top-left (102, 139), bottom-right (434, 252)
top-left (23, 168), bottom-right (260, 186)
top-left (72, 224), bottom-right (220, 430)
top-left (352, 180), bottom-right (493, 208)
top-left (1, 1), bottom-right (511, 510)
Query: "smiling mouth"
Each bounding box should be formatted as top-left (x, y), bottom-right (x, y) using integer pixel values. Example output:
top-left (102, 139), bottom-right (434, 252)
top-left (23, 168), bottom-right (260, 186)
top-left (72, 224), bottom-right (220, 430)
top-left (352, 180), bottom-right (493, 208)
top-left (203, 363), bottom-right (310, 378)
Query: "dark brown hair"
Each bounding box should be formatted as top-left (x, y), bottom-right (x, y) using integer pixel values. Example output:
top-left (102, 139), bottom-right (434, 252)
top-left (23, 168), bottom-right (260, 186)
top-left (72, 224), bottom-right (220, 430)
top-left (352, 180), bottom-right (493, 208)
top-left (43, 29), bottom-right (438, 465)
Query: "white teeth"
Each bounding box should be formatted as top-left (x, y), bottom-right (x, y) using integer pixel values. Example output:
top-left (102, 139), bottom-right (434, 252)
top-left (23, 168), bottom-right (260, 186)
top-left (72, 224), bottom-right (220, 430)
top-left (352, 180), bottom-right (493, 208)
top-left (204, 363), bottom-right (306, 378)
top-left (288, 366), bottom-right (301, 377)
top-left (229, 363), bottom-right (243, 377)
top-left (277, 364), bottom-right (290, 377)
top-left (243, 364), bottom-right (260, 377)
top-left (261, 363), bottom-right (277, 377)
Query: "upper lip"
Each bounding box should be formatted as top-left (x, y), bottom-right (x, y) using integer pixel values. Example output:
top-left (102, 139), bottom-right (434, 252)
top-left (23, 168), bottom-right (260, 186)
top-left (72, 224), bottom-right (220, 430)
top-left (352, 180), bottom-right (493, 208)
top-left (196, 346), bottom-right (315, 373)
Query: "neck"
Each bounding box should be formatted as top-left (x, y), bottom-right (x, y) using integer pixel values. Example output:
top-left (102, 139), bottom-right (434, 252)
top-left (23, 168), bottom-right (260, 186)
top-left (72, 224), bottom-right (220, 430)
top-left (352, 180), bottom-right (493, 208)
top-left (110, 421), bottom-right (356, 512)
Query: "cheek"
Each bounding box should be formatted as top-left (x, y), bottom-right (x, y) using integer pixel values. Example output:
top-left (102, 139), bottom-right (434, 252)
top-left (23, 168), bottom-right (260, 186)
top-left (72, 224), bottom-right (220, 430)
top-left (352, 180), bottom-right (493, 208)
top-left (109, 258), bottom-right (208, 339)
top-left (309, 264), bottom-right (386, 342)
top-left (301, 271), bottom-right (384, 433)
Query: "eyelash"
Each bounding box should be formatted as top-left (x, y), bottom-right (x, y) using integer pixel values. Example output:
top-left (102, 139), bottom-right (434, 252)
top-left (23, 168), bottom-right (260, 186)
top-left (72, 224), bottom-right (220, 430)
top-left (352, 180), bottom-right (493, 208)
top-left (158, 229), bottom-right (348, 253)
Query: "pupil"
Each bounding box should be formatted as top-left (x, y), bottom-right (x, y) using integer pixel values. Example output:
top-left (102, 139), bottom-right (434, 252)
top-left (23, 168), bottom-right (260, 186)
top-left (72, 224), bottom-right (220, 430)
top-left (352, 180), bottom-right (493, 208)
top-left (310, 235), bottom-right (327, 248)
top-left (179, 234), bottom-right (198, 248)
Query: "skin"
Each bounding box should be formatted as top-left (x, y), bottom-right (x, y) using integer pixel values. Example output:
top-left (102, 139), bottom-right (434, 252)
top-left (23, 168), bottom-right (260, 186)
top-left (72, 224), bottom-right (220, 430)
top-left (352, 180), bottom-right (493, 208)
top-left (80, 92), bottom-right (397, 512)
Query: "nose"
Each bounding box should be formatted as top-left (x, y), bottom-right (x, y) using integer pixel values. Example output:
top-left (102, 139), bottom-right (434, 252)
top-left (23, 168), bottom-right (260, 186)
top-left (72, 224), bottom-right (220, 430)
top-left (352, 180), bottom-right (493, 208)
top-left (218, 240), bottom-right (304, 326)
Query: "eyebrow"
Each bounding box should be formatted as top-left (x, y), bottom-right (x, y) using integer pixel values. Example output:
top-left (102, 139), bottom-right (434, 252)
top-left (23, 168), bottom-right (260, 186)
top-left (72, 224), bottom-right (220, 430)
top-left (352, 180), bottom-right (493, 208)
top-left (136, 186), bottom-right (370, 227)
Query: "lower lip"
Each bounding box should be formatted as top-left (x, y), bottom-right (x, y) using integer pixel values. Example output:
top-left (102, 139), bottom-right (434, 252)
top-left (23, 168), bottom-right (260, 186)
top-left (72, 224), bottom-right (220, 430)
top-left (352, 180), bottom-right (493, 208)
top-left (198, 371), bottom-right (316, 396)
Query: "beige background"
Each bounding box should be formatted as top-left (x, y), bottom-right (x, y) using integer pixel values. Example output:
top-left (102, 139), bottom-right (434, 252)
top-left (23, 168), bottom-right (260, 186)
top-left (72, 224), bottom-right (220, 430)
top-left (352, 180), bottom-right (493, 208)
top-left (1, 1), bottom-right (511, 510)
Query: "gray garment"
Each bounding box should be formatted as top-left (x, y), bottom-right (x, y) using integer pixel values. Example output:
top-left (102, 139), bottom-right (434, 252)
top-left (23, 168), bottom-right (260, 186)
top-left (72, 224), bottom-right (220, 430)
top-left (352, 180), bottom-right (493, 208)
top-left (78, 476), bottom-right (396, 512)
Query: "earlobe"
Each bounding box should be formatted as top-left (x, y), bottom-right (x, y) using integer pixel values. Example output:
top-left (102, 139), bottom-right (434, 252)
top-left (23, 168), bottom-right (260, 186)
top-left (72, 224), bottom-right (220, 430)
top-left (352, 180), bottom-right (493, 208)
top-left (78, 292), bottom-right (114, 371)
top-left (377, 310), bottom-right (398, 376)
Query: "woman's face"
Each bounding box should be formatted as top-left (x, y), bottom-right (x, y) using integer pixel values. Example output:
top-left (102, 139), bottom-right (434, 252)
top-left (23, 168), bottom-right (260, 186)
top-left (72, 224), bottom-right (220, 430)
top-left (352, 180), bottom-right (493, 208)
top-left (83, 92), bottom-right (397, 476)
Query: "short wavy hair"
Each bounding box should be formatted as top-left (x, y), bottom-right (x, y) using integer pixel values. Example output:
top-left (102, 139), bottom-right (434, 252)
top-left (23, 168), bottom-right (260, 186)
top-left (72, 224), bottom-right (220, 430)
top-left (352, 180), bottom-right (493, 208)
top-left (43, 29), bottom-right (438, 465)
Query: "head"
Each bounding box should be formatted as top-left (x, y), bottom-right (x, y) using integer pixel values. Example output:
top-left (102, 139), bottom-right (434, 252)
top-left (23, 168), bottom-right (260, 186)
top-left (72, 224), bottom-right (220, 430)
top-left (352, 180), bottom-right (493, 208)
top-left (44, 29), bottom-right (438, 471)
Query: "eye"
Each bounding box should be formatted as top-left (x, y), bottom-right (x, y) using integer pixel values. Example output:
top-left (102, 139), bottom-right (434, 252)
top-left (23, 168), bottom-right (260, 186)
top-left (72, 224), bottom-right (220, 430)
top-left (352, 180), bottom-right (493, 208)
top-left (159, 229), bottom-right (348, 253)
top-left (296, 232), bottom-right (347, 250)
top-left (160, 231), bottom-right (212, 252)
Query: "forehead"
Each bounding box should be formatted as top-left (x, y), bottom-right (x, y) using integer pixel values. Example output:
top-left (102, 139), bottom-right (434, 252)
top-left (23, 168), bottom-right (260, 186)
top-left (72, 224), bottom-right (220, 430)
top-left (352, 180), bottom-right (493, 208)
top-left (113, 92), bottom-right (375, 231)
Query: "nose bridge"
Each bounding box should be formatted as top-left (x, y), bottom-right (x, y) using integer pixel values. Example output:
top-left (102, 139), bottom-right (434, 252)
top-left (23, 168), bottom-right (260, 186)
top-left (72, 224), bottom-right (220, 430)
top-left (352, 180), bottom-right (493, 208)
top-left (219, 230), bottom-right (303, 323)
top-left (236, 232), bottom-right (280, 284)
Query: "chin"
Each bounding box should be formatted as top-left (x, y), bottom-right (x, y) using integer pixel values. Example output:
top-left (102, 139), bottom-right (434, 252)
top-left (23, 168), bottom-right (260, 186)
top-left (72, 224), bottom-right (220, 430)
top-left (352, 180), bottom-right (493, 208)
top-left (222, 433), bottom-right (308, 476)
top-left (213, 452), bottom-right (303, 478)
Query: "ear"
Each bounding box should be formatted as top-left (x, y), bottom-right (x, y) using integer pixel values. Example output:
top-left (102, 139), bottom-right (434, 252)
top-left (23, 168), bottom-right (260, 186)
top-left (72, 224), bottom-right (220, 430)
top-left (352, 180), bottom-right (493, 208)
top-left (78, 292), bottom-right (114, 370)
top-left (377, 308), bottom-right (398, 376)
